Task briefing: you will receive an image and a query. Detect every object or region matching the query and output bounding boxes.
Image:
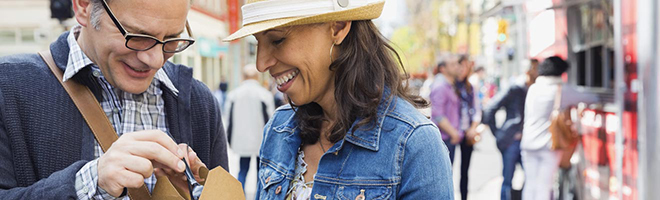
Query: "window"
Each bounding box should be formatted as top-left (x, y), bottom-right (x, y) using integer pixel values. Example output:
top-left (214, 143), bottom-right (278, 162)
top-left (565, 0), bottom-right (615, 101)
top-left (20, 28), bottom-right (36, 44)
top-left (0, 29), bottom-right (16, 45)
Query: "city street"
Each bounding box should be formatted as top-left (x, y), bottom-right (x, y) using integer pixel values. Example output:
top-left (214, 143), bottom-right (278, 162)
top-left (0, 0), bottom-right (656, 199)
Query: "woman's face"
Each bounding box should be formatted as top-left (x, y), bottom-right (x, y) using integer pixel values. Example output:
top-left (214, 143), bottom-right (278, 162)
top-left (458, 60), bottom-right (471, 80)
top-left (254, 24), bottom-right (336, 106)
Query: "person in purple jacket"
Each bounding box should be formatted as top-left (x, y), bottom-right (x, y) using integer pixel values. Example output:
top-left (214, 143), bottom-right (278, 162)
top-left (430, 56), bottom-right (463, 160)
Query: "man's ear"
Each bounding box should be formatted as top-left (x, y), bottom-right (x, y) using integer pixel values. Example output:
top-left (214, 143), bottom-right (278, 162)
top-left (73, 0), bottom-right (93, 27)
top-left (330, 21), bottom-right (352, 45)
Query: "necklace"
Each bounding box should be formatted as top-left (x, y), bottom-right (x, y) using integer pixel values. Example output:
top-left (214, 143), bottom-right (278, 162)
top-left (318, 140), bottom-right (326, 152)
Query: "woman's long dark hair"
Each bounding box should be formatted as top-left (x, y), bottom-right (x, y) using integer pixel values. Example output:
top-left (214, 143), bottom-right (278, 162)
top-left (293, 20), bottom-right (428, 145)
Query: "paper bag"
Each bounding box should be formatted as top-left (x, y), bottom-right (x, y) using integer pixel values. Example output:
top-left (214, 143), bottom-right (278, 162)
top-left (150, 166), bottom-right (246, 200)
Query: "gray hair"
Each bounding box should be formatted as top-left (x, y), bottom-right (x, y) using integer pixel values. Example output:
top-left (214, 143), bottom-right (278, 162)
top-left (89, 0), bottom-right (107, 30)
top-left (88, 0), bottom-right (192, 30)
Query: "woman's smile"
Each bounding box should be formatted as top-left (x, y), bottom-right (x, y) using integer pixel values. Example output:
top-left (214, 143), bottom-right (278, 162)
top-left (272, 68), bottom-right (300, 92)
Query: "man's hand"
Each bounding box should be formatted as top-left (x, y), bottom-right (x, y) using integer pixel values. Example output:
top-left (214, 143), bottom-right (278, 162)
top-left (97, 130), bottom-right (186, 197)
top-left (154, 144), bottom-right (207, 193)
top-left (449, 132), bottom-right (461, 144)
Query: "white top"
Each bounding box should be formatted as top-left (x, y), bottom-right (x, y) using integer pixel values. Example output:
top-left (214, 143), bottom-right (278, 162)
top-left (521, 76), bottom-right (599, 151)
top-left (224, 79), bottom-right (275, 156)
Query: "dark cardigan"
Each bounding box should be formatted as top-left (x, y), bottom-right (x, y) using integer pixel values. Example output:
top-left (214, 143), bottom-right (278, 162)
top-left (0, 32), bottom-right (228, 199)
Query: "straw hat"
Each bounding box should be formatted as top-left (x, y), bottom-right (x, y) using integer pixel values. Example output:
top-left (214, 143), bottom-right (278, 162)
top-left (223, 0), bottom-right (385, 41)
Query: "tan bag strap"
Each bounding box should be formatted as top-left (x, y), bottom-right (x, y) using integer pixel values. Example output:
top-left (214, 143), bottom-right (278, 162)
top-left (39, 51), bottom-right (151, 200)
top-left (553, 84), bottom-right (563, 111)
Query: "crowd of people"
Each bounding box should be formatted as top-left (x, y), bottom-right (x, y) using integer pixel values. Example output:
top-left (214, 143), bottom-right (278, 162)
top-left (413, 54), bottom-right (598, 200)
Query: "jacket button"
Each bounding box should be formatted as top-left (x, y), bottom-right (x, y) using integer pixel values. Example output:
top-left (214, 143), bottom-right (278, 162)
top-left (265, 177), bottom-right (271, 183)
top-left (355, 189), bottom-right (366, 200)
top-left (275, 186), bottom-right (282, 194)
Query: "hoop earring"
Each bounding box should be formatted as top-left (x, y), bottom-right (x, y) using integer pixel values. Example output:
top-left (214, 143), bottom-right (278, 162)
top-left (329, 42), bottom-right (336, 61)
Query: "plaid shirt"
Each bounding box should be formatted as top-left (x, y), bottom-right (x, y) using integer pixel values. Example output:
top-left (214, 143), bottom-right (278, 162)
top-left (67, 26), bottom-right (179, 200)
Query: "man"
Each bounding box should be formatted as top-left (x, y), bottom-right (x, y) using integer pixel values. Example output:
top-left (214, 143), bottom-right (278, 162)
top-left (430, 56), bottom-right (462, 160)
top-left (482, 59), bottom-right (539, 200)
top-left (0, 0), bottom-right (228, 199)
top-left (214, 79), bottom-right (228, 113)
top-left (224, 64), bottom-right (274, 190)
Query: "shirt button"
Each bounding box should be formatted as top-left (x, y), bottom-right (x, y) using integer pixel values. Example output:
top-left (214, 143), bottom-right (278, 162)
top-left (275, 185), bottom-right (282, 194)
top-left (113, 108), bottom-right (119, 113)
top-left (265, 177), bottom-right (271, 183)
top-left (92, 70), bottom-right (101, 77)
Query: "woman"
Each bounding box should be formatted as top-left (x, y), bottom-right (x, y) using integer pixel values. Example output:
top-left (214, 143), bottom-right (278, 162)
top-left (224, 0), bottom-right (453, 199)
top-left (453, 55), bottom-right (482, 200)
top-left (521, 56), bottom-right (598, 199)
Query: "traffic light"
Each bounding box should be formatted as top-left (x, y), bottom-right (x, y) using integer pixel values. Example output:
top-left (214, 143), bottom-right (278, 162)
top-left (497, 19), bottom-right (508, 43)
top-left (50, 0), bottom-right (73, 21)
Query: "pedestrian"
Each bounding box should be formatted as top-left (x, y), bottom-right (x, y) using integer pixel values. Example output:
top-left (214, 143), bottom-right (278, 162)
top-left (0, 0), bottom-right (229, 198)
top-left (214, 79), bottom-right (229, 113)
top-left (431, 57), bottom-right (462, 159)
top-left (482, 58), bottom-right (539, 200)
top-left (468, 66), bottom-right (486, 106)
top-left (224, 64), bottom-right (275, 190)
top-left (521, 56), bottom-right (598, 200)
top-left (223, 0), bottom-right (454, 199)
top-left (454, 55), bottom-right (482, 200)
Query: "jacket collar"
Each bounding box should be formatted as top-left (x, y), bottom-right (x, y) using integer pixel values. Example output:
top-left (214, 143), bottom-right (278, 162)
top-left (273, 88), bottom-right (395, 152)
top-left (344, 88), bottom-right (394, 151)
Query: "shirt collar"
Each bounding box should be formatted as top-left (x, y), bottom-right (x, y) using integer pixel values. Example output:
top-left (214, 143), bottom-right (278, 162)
top-left (535, 76), bottom-right (563, 85)
top-left (62, 25), bottom-right (179, 96)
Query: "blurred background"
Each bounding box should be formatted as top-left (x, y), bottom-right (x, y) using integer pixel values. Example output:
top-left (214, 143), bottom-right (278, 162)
top-left (2, 0), bottom-right (660, 199)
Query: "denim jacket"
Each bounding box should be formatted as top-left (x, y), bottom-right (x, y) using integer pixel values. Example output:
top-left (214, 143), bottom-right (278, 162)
top-left (255, 92), bottom-right (454, 200)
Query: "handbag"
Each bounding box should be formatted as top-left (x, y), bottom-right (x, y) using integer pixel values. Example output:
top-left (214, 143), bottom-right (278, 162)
top-left (39, 51), bottom-right (245, 200)
top-left (548, 85), bottom-right (579, 169)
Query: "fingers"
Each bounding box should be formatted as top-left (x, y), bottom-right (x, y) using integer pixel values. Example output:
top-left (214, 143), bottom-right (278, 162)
top-left (118, 170), bottom-right (147, 189)
top-left (123, 130), bottom-right (183, 159)
top-left (172, 144), bottom-right (207, 182)
top-left (126, 141), bottom-right (186, 172)
top-left (122, 155), bottom-right (154, 178)
top-left (98, 130), bottom-right (185, 196)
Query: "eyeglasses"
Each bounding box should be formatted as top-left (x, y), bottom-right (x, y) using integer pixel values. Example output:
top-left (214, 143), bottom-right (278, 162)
top-left (100, 0), bottom-right (195, 53)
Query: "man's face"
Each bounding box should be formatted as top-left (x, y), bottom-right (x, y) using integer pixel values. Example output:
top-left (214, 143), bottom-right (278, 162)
top-left (82, 0), bottom-right (190, 94)
top-left (528, 62), bottom-right (539, 83)
top-left (443, 58), bottom-right (462, 79)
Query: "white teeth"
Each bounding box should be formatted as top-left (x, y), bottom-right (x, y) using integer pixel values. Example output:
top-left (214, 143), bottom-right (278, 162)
top-left (275, 70), bottom-right (299, 86)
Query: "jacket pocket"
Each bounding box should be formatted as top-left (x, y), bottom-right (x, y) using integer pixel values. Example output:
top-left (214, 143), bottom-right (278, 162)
top-left (337, 185), bottom-right (394, 200)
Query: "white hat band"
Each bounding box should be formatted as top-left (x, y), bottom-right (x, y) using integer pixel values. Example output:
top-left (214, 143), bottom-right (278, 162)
top-left (242, 0), bottom-right (382, 26)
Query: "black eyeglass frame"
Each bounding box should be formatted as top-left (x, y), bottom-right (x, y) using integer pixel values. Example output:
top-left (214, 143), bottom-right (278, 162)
top-left (100, 0), bottom-right (195, 53)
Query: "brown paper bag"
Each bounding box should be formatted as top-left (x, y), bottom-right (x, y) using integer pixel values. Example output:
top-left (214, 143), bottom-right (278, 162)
top-left (150, 166), bottom-right (246, 200)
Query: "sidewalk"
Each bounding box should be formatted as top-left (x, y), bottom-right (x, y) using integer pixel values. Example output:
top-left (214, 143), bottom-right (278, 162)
top-left (453, 110), bottom-right (524, 200)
